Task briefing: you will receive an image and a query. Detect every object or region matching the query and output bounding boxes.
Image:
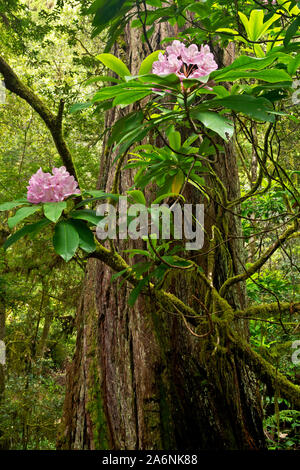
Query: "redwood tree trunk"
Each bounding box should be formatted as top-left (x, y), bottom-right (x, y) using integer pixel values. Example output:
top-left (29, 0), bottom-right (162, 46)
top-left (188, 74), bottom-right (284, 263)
top-left (58, 21), bottom-right (266, 451)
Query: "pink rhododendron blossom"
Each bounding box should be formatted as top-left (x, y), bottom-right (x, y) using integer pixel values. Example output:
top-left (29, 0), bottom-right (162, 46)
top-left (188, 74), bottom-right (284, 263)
top-left (152, 40), bottom-right (218, 80)
top-left (27, 166), bottom-right (80, 203)
top-left (262, 0), bottom-right (276, 4)
top-left (165, 39), bottom-right (185, 57)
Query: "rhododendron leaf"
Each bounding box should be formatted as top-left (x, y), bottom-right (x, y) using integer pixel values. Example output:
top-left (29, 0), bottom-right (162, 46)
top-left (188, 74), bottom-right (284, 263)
top-left (108, 111), bottom-right (144, 145)
top-left (166, 127), bottom-right (181, 151)
top-left (171, 170), bottom-right (185, 194)
top-left (128, 275), bottom-right (150, 306)
top-left (238, 10), bottom-right (280, 42)
top-left (43, 202), bottom-right (67, 223)
top-left (139, 50), bottom-right (164, 76)
top-left (83, 190), bottom-right (119, 200)
top-left (145, 0), bottom-right (162, 7)
top-left (152, 193), bottom-right (185, 204)
top-left (287, 53), bottom-right (300, 75)
top-left (127, 190), bottom-right (146, 205)
top-left (113, 90), bottom-right (152, 106)
top-left (96, 53), bottom-right (131, 78)
top-left (69, 209), bottom-right (103, 226)
top-left (210, 54), bottom-right (281, 80)
top-left (214, 68), bottom-right (291, 83)
top-left (0, 199), bottom-right (29, 211)
top-left (69, 219), bottom-right (96, 253)
top-left (3, 219), bottom-right (51, 250)
top-left (53, 221), bottom-right (79, 262)
top-left (123, 249), bottom-right (151, 258)
top-left (191, 111), bottom-right (234, 141)
top-left (202, 95), bottom-right (275, 122)
top-left (88, 0), bottom-right (127, 31)
top-left (92, 83), bottom-right (152, 104)
top-left (284, 17), bottom-right (300, 48)
top-left (8, 205), bottom-right (42, 229)
top-left (75, 192), bottom-right (119, 208)
top-left (138, 73), bottom-right (180, 88)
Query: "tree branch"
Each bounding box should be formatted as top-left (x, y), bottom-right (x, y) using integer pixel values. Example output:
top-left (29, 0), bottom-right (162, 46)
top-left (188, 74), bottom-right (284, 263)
top-left (90, 241), bottom-right (201, 320)
top-left (0, 55), bottom-right (78, 181)
top-left (234, 337), bottom-right (300, 408)
top-left (219, 222), bottom-right (299, 297)
top-left (234, 302), bottom-right (300, 320)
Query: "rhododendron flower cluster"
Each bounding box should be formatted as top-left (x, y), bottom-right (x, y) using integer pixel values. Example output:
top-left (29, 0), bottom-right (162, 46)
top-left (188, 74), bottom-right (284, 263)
top-left (262, 0), bottom-right (276, 4)
top-left (27, 166), bottom-right (80, 203)
top-left (152, 40), bottom-right (218, 80)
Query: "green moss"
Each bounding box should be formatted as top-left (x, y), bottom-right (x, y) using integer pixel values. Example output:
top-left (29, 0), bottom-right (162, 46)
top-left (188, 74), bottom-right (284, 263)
top-left (86, 357), bottom-right (110, 450)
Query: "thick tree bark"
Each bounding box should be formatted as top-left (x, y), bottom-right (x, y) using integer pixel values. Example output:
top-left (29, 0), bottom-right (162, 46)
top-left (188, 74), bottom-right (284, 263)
top-left (58, 22), bottom-right (266, 450)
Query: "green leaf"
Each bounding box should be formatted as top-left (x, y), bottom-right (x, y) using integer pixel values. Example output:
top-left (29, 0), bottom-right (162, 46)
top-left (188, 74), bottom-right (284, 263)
top-left (128, 276), bottom-right (150, 306)
top-left (138, 73), bottom-right (180, 88)
top-left (152, 193), bottom-right (185, 204)
top-left (238, 10), bottom-right (280, 41)
top-left (254, 44), bottom-right (265, 58)
top-left (112, 90), bottom-right (151, 106)
top-left (162, 256), bottom-right (191, 268)
top-left (0, 199), bottom-right (29, 211)
top-left (53, 221), bottom-right (79, 262)
top-left (111, 268), bottom-right (128, 282)
top-left (3, 219), bottom-right (51, 250)
top-left (284, 17), bottom-right (300, 48)
top-left (69, 219), bottom-right (96, 253)
top-left (205, 95), bottom-right (275, 122)
top-left (96, 53), bottom-right (131, 78)
top-left (288, 53), bottom-right (300, 75)
top-left (127, 190), bottom-right (146, 205)
top-left (75, 191), bottom-right (119, 208)
top-left (123, 249), bottom-right (150, 258)
top-left (69, 102), bottom-right (92, 113)
top-left (145, 0), bottom-right (162, 6)
top-left (109, 110), bottom-right (144, 145)
top-left (214, 69), bottom-right (291, 83)
top-left (88, 0), bottom-right (127, 26)
top-left (43, 201), bottom-right (67, 223)
top-left (191, 111), bottom-right (234, 141)
top-left (171, 170), bottom-right (185, 194)
top-left (92, 83), bottom-right (152, 104)
top-left (82, 190), bottom-right (119, 200)
top-left (69, 209), bottom-right (103, 225)
top-left (210, 54), bottom-right (282, 80)
top-left (211, 85), bottom-right (231, 98)
top-left (166, 126), bottom-right (181, 151)
top-left (139, 50), bottom-right (164, 76)
top-left (8, 205), bottom-right (41, 229)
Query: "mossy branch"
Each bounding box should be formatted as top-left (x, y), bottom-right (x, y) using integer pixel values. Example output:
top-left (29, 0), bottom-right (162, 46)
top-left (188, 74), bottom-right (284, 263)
top-left (235, 301), bottom-right (300, 320)
top-left (0, 55), bottom-right (78, 181)
top-left (234, 337), bottom-right (300, 408)
top-left (91, 240), bottom-right (237, 323)
top-left (90, 241), bottom-right (199, 320)
top-left (91, 240), bottom-right (299, 404)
